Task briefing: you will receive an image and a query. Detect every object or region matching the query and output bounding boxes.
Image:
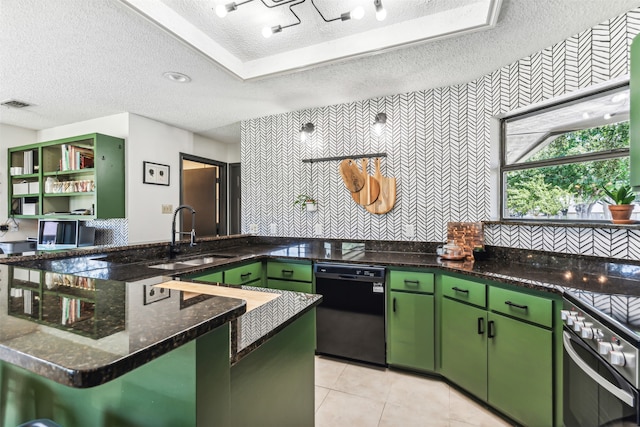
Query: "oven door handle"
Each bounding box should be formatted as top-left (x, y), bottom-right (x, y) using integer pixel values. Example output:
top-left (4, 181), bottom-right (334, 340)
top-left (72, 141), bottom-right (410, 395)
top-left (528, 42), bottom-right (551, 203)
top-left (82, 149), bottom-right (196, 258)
top-left (563, 331), bottom-right (635, 407)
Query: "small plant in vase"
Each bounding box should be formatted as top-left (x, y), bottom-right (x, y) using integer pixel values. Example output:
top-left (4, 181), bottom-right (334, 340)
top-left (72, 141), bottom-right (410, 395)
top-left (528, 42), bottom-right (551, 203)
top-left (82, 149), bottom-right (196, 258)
top-left (602, 184), bottom-right (637, 224)
top-left (472, 245), bottom-right (488, 261)
top-left (293, 194), bottom-right (317, 212)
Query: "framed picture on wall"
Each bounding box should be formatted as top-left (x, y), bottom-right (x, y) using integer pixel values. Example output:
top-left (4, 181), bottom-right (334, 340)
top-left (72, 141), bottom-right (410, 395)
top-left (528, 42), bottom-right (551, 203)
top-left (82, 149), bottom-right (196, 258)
top-left (143, 161), bottom-right (170, 186)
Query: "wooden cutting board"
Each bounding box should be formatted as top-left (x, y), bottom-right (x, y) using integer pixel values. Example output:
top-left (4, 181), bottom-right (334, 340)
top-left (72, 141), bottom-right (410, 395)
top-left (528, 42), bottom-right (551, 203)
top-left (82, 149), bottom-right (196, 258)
top-left (365, 158), bottom-right (396, 214)
top-left (155, 281), bottom-right (279, 312)
top-left (351, 158), bottom-right (380, 206)
top-left (338, 159), bottom-right (365, 192)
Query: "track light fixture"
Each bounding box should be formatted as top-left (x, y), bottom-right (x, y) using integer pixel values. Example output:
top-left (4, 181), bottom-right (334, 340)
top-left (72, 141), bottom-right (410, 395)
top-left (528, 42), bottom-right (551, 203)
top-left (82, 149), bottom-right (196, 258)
top-left (215, 0), bottom-right (252, 18)
top-left (311, 0), bottom-right (364, 23)
top-left (300, 122), bottom-right (315, 141)
top-left (215, 0), bottom-right (383, 39)
top-left (373, 113), bottom-right (387, 135)
top-left (374, 0), bottom-right (387, 21)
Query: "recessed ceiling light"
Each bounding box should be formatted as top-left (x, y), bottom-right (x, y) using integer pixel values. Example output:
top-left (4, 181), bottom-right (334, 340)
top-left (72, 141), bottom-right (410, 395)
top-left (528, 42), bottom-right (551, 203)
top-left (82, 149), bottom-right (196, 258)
top-left (163, 71), bottom-right (191, 83)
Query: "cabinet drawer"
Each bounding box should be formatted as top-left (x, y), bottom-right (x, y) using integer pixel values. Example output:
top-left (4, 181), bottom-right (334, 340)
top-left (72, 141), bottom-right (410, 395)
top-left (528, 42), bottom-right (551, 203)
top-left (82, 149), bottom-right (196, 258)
top-left (389, 270), bottom-right (434, 293)
top-left (442, 275), bottom-right (487, 308)
top-left (268, 279), bottom-right (313, 294)
top-left (186, 270), bottom-right (223, 283)
top-left (224, 262), bottom-right (262, 285)
top-left (266, 260), bottom-right (312, 282)
top-left (489, 287), bottom-right (553, 328)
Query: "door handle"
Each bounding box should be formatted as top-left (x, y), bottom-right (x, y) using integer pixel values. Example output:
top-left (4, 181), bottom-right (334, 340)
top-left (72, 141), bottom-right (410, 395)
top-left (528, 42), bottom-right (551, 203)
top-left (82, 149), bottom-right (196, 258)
top-left (488, 320), bottom-right (495, 338)
top-left (563, 331), bottom-right (635, 407)
top-left (477, 317), bottom-right (485, 335)
top-left (452, 287), bottom-right (469, 294)
top-left (505, 300), bottom-right (528, 310)
top-left (281, 269), bottom-right (294, 275)
top-left (393, 297), bottom-right (397, 313)
top-left (404, 280), bottom-right (419, 286)
top-left (240, 272), bottom-right (252, 279)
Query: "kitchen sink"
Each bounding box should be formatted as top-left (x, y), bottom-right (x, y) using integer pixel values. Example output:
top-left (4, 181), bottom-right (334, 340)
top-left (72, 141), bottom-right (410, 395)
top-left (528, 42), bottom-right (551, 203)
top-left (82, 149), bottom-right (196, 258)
top-left (149, 262), bottom-right (192, 270)
top-left (148, 255), bottom-right (234, 270)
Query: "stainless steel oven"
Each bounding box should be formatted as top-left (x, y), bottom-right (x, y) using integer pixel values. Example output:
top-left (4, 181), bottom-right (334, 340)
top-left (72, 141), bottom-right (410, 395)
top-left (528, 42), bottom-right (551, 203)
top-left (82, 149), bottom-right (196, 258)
top-left (563, 292), bottom-right (640, 426)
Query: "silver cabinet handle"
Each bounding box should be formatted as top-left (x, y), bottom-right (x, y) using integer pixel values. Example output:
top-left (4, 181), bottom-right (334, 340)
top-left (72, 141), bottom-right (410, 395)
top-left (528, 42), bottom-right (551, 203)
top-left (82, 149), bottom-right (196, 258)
top-left (562, 331), bottom-right (634, 407)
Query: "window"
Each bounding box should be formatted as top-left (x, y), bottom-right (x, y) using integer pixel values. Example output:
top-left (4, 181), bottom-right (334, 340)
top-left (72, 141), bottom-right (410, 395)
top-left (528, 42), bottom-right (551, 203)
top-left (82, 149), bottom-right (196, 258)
top-left (501, 84), bottom-right (633, 221)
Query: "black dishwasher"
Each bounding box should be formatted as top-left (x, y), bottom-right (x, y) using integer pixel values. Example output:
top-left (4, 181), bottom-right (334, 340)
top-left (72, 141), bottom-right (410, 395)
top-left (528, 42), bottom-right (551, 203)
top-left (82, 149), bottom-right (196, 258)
top-left (314, 263), bottom-right (386, 366)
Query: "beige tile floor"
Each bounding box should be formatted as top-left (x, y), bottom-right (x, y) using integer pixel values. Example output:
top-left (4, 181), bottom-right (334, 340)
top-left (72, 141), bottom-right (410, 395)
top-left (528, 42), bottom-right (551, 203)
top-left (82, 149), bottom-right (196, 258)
top-left (315, 356), bottom-right (515, 427)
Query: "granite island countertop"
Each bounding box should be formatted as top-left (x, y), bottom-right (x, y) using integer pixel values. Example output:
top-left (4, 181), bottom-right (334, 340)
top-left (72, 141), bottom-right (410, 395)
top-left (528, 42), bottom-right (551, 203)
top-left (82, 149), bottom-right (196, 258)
top-left (2, 235), bottom-right (640, 387)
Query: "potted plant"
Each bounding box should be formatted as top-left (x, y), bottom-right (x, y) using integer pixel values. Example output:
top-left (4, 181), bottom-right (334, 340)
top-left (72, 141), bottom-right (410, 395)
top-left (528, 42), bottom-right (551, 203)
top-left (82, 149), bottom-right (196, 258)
top-left (602, 184), bottom-right (636, 223)
top-left (472, 245), bottom-right (488, 261)
top-left (293, 194), bottom-right (317, 212)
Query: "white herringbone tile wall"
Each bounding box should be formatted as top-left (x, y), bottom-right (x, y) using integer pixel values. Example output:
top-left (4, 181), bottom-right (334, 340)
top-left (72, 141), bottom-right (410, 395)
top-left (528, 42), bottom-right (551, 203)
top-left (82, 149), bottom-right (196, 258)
top-left (241, 7), bottom-right (640, 261)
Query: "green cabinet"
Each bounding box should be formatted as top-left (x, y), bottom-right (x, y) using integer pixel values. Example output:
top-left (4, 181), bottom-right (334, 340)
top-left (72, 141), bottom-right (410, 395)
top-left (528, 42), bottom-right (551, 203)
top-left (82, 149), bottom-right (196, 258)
top-left (266, 260), bottom-right (313, 293)
top-left (439, 274), bottom-right (556, 427)
top-left (223, 261), bottom-right (263, 287)
top-left (387, 270), bottom-right (435, 372)
top-left (8, 133), bottom-right (125, 219)
top-left (487, 312), bottom-right (553, 427)
top-left (185, 270), bottom-right (223, 283)
top-left (440, 297), bottom-right (488, 400)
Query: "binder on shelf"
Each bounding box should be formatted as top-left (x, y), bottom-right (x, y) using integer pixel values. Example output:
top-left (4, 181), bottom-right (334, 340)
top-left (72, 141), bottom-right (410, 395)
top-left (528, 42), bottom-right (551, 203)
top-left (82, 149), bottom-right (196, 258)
top-left (23, 151), bottom-right (33, 174)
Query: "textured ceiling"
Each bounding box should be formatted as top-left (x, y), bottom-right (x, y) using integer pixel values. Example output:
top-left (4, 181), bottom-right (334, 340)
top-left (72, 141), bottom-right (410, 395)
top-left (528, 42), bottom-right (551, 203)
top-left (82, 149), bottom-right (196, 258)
top-left (2, 0), bottom-right (640, 145)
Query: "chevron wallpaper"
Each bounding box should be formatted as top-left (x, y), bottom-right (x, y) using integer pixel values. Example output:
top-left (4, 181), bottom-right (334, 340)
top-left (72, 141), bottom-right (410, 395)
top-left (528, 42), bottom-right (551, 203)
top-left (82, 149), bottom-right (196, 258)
top-left (241, 7), bottom-right (640, 261)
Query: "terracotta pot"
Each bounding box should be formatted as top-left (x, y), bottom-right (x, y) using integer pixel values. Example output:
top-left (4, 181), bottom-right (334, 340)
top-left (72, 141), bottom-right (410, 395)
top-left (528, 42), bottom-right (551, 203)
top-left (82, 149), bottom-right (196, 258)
top-left (607, 204), bottom-right (635, 223)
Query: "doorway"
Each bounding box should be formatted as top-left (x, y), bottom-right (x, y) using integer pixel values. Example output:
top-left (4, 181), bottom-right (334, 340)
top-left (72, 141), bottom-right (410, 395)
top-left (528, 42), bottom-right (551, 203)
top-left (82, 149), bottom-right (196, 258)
top-left (180, 154), bottom-right (228, 237)
top-left (229, 162), bottom-right (241, 235)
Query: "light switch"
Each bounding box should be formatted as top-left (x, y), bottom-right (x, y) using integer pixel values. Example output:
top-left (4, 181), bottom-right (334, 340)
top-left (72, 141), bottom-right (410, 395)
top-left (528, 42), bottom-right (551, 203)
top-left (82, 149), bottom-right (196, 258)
top-left (314, 224), bottom-right (323, 236)
top-left (269, 223), bottom-right (277, 234)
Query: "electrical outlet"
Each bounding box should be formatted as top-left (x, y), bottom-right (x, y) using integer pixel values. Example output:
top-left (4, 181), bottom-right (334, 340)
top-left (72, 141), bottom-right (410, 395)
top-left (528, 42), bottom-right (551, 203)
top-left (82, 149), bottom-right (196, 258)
top-left (9, 223), bottom-right (18, 232)
top-left (162, 204), bottom-right (173, 214)
top-left (314, 224), bottom-right (323, 236)
top-left (269, 223), bottom-right (277, 234)
top-left (249, 224), bottom-right (258, 233)
top-left (144, 284), bottom-right (169, 304)
top-left (403, 224), bottom-right (415, 238)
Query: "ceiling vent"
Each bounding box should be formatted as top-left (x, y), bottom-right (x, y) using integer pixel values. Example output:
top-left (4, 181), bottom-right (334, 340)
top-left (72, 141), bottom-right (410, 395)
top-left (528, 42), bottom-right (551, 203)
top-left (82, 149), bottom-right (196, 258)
top-left (1, 100), bottom-right (32, 108)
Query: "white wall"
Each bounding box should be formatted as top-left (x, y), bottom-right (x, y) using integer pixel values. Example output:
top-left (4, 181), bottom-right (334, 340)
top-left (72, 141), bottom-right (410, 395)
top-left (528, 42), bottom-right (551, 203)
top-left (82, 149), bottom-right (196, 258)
top-left (193, 134), bottom-right (240, 164)
top-left (19, 113), bottom-right (233, 245)
top-left (0, 124), bottom-right (38, 240)
top-left (127, 114), bottom-right (193, 243)
top-left (241, 7), bottom-right (640, 261)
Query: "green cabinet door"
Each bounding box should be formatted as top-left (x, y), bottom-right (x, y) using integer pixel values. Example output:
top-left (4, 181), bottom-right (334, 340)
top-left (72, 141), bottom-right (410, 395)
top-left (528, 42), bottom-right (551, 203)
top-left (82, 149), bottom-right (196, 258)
top-left (387, 291), bottom-right (435, 372)
top-left (487, 312), bottom-right (553, 427)
top-left (185, 271), bottom-right (223, 283)
top-left (224, 262), bottom-right (263, 287)
top-left (440, 297), bottom-right (488, 400)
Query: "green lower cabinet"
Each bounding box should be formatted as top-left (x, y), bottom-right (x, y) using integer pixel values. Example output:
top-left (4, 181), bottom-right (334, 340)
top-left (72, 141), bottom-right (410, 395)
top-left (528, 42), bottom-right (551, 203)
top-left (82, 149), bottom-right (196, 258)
top-left (387, 291), bottom-right (435, 371)
top-left (487, 312), bottom-right (553, 427)
top-left (224, 261), bottom-right (264, 287)
top-left (267, 278), bottom-right (313, 293)
top-left (185, 270), bottom-right (223, 283)
top-left (440, 297), bottom-right (488, 400)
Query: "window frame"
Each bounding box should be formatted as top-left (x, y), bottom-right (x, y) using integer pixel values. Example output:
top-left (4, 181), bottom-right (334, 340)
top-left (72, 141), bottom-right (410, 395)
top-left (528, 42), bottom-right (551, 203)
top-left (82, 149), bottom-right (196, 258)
top-left (499, 83), bottom-right (630, 223)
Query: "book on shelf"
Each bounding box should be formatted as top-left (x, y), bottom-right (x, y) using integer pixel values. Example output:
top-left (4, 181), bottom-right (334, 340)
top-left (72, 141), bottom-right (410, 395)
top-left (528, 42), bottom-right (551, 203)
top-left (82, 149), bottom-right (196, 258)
top-left (59, 145), bottom-right (94, 171)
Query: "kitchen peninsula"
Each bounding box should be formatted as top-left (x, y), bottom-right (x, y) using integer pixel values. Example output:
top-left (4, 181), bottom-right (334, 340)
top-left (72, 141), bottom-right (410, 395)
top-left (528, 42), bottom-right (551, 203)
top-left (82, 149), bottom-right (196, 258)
top-left (0, 237), bottom-right (321, 427)
top-left (2, 234), bottom-right (640, 426)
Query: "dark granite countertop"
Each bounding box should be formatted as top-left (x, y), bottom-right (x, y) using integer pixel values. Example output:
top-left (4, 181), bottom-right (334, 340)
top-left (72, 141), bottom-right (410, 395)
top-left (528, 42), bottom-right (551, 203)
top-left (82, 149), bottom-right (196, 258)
top-left (2, 235), bottom-right (640, 387)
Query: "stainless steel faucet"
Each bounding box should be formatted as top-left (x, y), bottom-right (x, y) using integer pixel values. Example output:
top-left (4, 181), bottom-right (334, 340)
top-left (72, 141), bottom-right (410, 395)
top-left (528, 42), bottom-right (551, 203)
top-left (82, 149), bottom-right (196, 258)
top-left (170, 204), bottom-right (196, 258)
